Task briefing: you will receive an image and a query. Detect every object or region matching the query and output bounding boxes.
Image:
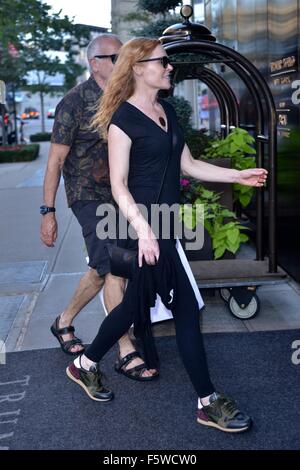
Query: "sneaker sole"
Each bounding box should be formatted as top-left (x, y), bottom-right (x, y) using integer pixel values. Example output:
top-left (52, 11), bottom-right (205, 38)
top-left (197, 417), bottom-right (251, 433)
top-left (66, 366), bottom-right (113, 402)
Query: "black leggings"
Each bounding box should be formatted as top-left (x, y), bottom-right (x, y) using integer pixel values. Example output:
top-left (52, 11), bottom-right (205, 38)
top-left (85, 240), bottom-right (215, 398)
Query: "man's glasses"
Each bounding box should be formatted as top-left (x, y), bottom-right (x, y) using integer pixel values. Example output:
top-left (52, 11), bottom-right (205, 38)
top-left (137, 56), bottom-right (172, 69)
top-left (93, 54), bottom-right (118, 64)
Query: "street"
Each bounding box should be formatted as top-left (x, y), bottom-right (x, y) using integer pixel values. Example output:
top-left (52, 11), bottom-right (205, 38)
top-left (21, 116), bottom-right (54, 142)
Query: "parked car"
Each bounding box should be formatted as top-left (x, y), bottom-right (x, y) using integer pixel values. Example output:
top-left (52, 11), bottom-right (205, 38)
top-left (21, 107), bottom-right (39, 119)
top-left (47, 108), bottom-right (55, 119)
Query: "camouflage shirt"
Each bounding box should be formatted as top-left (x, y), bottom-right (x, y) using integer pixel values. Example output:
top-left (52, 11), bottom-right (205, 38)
top-left (51, 76), bottom-right (113, 207)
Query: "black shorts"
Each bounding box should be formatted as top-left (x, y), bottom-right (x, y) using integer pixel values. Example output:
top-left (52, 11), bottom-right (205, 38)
top-left (71, 200), bottom-right (116, 277)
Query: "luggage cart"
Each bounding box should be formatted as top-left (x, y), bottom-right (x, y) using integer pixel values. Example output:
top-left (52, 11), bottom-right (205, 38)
top-left (160, 6), bottom-right (287, 319)
top-left (190, 259), bottom-right (287, 319)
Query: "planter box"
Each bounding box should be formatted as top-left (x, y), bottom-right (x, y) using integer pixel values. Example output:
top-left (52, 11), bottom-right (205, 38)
top-left (203, 157), bottom-right (233, 211)
top-left (181, 225), bottom-right (213, 261)
top-left (0, 144), bottom-right (39, 163)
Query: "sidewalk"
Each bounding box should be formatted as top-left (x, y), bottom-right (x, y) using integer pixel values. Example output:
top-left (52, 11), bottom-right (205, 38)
top-left (0, 141), bottom-right (300, 355)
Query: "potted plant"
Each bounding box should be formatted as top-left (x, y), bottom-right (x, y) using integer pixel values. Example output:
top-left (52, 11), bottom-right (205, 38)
top-left (203, 127), bottom-right (257, 208)
top-left (179, 178), bottom-right (249, 260)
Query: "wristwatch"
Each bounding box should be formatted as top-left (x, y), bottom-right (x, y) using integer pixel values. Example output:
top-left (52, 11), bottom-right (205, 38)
top-left (40, 205), bottom-right (56, 215)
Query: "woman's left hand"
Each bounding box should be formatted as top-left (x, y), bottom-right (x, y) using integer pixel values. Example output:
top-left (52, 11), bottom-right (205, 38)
top-left (237, 168), bottom-right (268, 187)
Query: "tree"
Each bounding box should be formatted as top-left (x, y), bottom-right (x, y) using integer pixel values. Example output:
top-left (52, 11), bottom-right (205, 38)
top-left (125, 1), bottom-right (182, 38)
top-left (23, 13), bottom-right (90, 132)
top-left (0, 0), bottom-right (90, 135)
top-left (135, 16), bottom-right (181, 38)
top-left (138, 0), bottom-right (181, 16)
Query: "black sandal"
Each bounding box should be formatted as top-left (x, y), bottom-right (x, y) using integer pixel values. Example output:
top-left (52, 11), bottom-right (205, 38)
top-left (114, 351), bottom-right (159, 382)
top-left (50, 315), bottom-right (85, 356)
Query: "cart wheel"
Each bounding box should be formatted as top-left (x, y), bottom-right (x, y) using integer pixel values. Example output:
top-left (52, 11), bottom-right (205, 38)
top-left (220, 288), bottom-right (231, 302)
top-left (228, 294), bottom-right (260, 319)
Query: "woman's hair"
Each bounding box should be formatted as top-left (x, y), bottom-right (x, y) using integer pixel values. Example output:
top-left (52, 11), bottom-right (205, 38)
top-left (91, 37), bottom-right (161, 139)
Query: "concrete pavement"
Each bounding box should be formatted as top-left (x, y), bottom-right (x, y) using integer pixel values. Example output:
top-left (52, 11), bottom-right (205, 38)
top-left (0, 142), bottom-right (102, 354)
top-left (0, 141), bottom-right (300, 356)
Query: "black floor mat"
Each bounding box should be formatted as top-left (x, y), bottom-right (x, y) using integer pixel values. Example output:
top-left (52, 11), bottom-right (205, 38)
top-left (1, 329), bottom-right (300, 450)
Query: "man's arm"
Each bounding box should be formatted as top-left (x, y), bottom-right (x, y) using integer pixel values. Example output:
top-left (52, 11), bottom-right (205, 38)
top-left (40, 143), bottom-right (70, 247)
top-left (180, 143), bottom-right (267, 186)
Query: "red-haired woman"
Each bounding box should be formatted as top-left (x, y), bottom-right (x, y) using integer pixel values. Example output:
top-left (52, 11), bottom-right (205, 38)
top-left (66, 38), bottom-right (267, 433)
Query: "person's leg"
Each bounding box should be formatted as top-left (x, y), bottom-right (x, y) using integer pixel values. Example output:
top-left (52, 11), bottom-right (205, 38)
top-left (83, 292), bottom-right (135, 363)
top-left (165, 245), bottom-right (215, 398)
top-left (56, 268), bottom-right (104, 353)
top-left (66, 292), bottom-right (136, 402)
top-left (103, 273), bottom-right (158, 377)
top-left (51, 201), bottom-right (107, 354)
top-left (70, 279), bottom-right (140, 379)
top-left (166, 243), bottom-right (251, 432)
top-left (67, 200), bottom-right (156, 374)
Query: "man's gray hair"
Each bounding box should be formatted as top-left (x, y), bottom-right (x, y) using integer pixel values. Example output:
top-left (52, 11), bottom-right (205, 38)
top-left (87, 34), bottom-right (121, 61)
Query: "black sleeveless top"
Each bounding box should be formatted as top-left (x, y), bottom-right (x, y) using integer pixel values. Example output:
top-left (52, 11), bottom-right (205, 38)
top-left (110, 99), bottom-right (185, 206)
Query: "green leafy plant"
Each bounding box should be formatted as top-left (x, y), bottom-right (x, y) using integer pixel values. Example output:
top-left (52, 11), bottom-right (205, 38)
top-left (203, 128), bottom-right (256, 207)
top-left (179, 179), bottom-right (249, 259)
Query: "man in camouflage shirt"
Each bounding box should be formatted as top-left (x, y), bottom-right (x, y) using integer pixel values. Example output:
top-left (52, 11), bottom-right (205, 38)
top-left (40, 35), bottom-right (158, 380)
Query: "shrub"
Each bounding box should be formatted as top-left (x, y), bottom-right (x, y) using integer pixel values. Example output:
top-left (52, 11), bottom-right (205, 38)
top-left (166, 96), bottom-right (213, 156)
top-left (186, 128), bottom-right (212, 160)
top-left (30, 132), bottom-right (52, 142)
top-left (0, 144), bottom-right (39, 163)
top-left (166, 95), bottom-right (193, 133)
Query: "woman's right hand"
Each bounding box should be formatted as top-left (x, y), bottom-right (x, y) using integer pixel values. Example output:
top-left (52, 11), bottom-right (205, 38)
top-left (138, 228), bottom-right (160, 267)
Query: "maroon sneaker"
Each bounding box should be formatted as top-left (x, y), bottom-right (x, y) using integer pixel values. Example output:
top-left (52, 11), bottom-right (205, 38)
top-left (197, 392), bottom-right (252, 433)
top-left (66, 360), bottom-right (114, 402)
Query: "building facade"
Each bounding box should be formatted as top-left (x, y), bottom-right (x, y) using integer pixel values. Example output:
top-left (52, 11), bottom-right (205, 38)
top-left (111, 0), bottom-right (139, 42)
top-left (198, 1), bottom-right (300, 281)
